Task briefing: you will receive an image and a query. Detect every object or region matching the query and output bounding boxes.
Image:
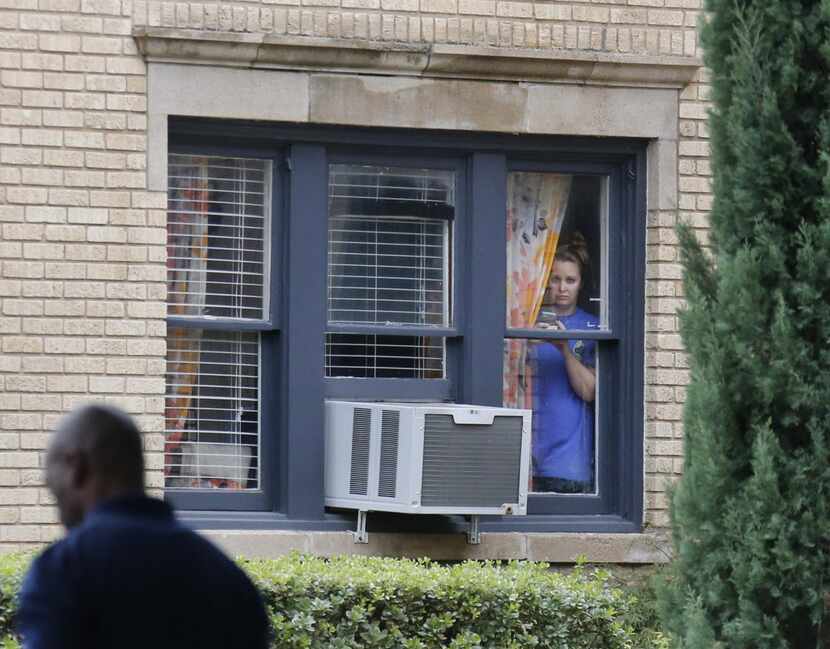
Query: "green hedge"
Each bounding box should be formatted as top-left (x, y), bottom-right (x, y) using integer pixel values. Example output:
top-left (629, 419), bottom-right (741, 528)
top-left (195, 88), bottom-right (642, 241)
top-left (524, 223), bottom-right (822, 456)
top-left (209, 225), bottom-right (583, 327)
top-left (1, 552), bottom-right (663, 648)
top-left (0, 554), bottom-right (27, 649)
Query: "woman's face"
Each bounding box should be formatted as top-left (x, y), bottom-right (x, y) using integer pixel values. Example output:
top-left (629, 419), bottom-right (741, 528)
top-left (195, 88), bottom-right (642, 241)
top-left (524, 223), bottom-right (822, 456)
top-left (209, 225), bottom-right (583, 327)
top-left (547, 259), bottom-right (582, 314)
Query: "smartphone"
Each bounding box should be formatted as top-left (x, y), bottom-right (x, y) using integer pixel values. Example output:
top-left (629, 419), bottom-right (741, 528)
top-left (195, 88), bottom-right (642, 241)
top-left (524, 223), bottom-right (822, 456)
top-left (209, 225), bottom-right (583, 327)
top-left (537, 309), bottom-right (561, 327)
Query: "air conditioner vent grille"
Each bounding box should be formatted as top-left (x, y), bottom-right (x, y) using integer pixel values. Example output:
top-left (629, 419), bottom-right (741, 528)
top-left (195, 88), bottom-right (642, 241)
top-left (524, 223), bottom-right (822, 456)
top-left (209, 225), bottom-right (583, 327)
top-left (349, 407), bottom-right (371, 496)
top-left (421, 414), bottom-right (522, 507)
top-left (378, 410), bottom-right (400, 498)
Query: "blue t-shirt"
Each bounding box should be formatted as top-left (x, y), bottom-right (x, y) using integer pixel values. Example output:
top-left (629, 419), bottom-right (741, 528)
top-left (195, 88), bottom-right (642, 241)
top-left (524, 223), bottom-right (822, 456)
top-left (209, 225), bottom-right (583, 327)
top-left (530, 308), bottom-right (598, 483)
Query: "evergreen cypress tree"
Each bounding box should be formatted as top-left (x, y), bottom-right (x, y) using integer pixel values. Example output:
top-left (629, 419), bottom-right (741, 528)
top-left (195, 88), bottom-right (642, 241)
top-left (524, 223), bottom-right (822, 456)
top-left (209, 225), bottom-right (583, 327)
top-left (659, 1), bottom-right (830, 647)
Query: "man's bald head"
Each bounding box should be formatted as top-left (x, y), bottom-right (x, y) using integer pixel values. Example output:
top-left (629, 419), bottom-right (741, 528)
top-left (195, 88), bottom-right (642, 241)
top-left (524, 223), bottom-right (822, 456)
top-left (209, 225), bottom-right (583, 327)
top-left (47, 404), bottom-right (145, 528)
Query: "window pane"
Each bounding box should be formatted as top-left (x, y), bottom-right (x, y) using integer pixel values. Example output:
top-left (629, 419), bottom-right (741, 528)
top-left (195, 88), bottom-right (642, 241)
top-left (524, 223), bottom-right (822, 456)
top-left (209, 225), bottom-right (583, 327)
top-left (503, 337), bottom-right (598, 494)
top-left (167, 154), bottom-right (270, 320)
top-left (328, 164), bottom-right (453, 326)
top-left (326, 333), bottom-right (444, 379)
top-left (506, 172), bottom-right (606, 331)
top-left (165, 328), bottom-right (260, 490)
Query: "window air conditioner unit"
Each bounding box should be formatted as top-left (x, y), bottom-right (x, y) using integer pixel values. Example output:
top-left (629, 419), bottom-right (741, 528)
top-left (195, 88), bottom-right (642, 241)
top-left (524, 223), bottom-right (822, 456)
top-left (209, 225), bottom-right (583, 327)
top-left (324, 400), bottom-right (531, 543)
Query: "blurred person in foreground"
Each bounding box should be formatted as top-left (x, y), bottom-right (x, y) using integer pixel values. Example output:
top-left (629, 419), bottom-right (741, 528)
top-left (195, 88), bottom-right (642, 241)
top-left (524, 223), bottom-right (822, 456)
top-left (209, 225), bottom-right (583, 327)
top-left (16, 403), bottom-right (269, 649)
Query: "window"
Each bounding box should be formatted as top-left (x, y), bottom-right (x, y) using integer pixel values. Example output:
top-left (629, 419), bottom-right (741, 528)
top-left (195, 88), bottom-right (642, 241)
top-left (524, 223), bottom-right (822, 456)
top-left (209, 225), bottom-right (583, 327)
top-left (326, 164), bottom-right (453, 380)
top-left (166, 121), bottom-right (645, 531)
top-left (164, 153), bottom-right (273, 506)
top-left (503, 172), bottom-right (606, 496)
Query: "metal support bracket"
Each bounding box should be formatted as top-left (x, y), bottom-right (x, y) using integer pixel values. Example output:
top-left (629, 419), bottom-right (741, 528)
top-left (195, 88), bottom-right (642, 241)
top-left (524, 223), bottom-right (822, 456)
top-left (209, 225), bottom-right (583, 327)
top-left (466, 515), bottom-right (481, 545)
top-left (354, 510), bottom-right (369, 544)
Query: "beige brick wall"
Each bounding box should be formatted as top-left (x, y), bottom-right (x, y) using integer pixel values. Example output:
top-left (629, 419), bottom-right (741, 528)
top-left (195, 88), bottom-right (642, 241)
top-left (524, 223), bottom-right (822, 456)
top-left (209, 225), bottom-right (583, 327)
top-left (643, 66), bottom-right (710, 527)
top-left (133, 0), bottom-right (700, 56)
top-left (0, 0), bottom-right (166, 548)
top-left (0, 0), bottom-right (710, 550)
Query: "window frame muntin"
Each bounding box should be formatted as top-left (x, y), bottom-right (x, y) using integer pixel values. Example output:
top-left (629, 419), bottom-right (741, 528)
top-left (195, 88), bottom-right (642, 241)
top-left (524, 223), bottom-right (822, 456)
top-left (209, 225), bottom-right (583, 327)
top-left (166, 119), bottom-right (646, 533)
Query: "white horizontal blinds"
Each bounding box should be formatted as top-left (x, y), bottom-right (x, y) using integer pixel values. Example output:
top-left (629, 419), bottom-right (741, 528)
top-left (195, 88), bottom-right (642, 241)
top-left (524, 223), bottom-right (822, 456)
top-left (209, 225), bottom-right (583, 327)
top-left (325, 334), bottom-right (445, 379)
top-left (328, 164), bottom-right (453, 326)
top-left (167, 154), bottom-right (269, 320)
top-left (326, 164), bottom-right (452, 379)
top-left (165, 328), bottom-right (260, 490)
top-left (165, 153), bottom-right (269, 493)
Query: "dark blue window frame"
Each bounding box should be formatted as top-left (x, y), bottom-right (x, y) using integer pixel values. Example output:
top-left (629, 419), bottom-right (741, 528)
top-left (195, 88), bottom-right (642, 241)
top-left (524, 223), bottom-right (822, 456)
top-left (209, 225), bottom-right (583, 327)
top-left (168, 118), bottom-right (645, 533)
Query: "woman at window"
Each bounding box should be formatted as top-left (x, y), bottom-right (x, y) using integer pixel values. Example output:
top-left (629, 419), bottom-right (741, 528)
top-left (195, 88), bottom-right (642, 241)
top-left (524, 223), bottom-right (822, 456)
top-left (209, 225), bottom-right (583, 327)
top-left (531, 232), bottom-right (598, 493)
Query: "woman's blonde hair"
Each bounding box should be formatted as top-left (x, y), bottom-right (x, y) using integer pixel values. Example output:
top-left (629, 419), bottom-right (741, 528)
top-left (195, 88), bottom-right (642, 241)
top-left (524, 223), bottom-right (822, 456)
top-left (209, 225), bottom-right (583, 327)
top-left (554, 231), bottom-right (590, 276)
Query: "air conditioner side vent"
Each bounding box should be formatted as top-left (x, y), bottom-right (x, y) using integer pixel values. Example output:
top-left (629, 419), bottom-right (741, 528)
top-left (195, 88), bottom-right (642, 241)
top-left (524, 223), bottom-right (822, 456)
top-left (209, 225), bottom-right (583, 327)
top-left (349, 407), bottom-right (371, 496)
top-left (378, 409), bottom-right (400, 498)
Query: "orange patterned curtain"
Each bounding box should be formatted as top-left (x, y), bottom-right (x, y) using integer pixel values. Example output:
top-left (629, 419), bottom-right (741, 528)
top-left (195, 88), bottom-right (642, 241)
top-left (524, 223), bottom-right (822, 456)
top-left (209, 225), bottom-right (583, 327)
top-left (503, 173), bottom-right (571, 409)
top-left (164, 158), bottom-right (210, 481)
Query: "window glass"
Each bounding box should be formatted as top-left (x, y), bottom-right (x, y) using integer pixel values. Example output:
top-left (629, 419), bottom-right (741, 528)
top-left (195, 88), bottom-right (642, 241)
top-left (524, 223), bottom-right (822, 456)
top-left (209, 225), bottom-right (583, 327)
top-left (326, 164), bottom-right (453, 380)
top-left (165, 153), bottom-right (270, 493)
top-left (326, 334), bottom-right (444, 378)
top-left (503, 338), bottom-right (599, 494)
top-left (165, 329), bottom-right (260, 490)
top-left (506, 173), bottom-right (606, 331)
top-left (167, 155), bottom-right (269, 320)
top-left (328, 164), bottom-right (452, 326)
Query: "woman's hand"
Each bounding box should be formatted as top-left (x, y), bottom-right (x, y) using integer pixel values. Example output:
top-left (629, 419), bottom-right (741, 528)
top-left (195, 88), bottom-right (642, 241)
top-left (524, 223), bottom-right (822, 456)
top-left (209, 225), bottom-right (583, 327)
top-left (545, 319), bottom-right (568, 352)
top-left (547, 320), bottom-right (596, 402)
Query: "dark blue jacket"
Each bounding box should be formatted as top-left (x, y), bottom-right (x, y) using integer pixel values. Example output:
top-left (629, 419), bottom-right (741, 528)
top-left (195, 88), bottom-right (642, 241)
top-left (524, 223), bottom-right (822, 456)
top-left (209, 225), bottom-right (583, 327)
top-left (17, 495), bottom-right (269, 649)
